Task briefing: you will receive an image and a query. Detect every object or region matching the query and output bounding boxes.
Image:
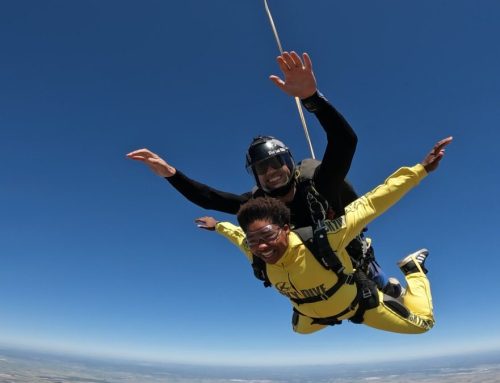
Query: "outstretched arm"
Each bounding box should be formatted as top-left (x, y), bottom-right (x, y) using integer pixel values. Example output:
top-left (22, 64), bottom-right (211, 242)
top-left (269, 53), bottom-right (358, 197)
top-left (196, 217), bottom-right (252, 262)
top-left (327, 137), bottom-right (453, 250)
top-left (127, 148), bottom-right (251, 214)
top-left (271, 52), bottom-right (358, 213)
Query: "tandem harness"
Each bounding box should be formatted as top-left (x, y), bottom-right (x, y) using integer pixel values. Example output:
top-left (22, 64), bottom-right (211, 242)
top-left (251, 224), bottom-right (379, 326)
top-left (251, 161), bottom-right (378, 325)
top-left (297, 159), bottom-right (376, 271)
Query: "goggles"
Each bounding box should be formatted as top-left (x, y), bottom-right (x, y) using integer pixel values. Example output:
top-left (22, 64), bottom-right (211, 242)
top-left (245, 224), bottom-right (282, 248)
top-left (253, 156), bottom-right (285, 175)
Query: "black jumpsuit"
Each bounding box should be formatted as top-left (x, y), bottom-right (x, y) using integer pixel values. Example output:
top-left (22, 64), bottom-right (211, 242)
top-left (166, 91), bottom-right (358, 226)
top-left (166, 92), bottom-right (388, 288)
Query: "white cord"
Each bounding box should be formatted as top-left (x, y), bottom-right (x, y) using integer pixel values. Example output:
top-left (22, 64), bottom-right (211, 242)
top-left (263, 0), bottom-right (316, 159)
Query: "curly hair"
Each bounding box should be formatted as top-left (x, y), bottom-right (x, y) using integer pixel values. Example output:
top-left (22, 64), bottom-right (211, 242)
top-left (236, 197), bottom-right (291, 232)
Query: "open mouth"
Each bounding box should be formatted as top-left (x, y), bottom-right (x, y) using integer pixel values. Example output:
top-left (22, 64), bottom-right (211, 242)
top-left (257, 248), bottom-right (280, 264)
top-left (259, 249), bottom-right (275, 259)
top-left (266, 173), bottom-right (287, 187)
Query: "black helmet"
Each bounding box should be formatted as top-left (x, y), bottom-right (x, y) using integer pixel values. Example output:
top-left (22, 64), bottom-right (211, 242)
top-left (245, 136), bottom-right (296, 194)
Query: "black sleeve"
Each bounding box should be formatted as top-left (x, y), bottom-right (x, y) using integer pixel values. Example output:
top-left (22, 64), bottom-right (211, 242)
top-left (302, 91), bottom-right (359, 210)
top-left (166, 170), bottom-right (252, 214)
top-left (340, 179), bottom-right (359, 206)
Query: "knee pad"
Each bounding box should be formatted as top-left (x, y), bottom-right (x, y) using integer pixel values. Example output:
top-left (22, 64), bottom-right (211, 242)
top-left (383, 296), bottom-right (410, 319)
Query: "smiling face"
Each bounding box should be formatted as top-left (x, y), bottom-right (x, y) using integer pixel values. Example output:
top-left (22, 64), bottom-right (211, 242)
top-left (245, 219), bottom-right (290, 264)
top-left (254, 157), bottom-right (292, 191)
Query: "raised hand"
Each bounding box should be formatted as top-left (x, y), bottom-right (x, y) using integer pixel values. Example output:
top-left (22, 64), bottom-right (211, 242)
top-left (421, 136), bottom-right (453, 173)
top-left (269, 51), bottom-right (317, 99)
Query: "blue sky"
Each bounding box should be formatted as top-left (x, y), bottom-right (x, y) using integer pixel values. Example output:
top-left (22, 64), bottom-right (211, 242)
top-left (1, 0), bottom-right (499, 366)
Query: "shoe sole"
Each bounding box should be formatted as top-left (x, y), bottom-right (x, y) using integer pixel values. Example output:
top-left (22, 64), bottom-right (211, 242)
top-left (398, 249), bottom-right (429, 274)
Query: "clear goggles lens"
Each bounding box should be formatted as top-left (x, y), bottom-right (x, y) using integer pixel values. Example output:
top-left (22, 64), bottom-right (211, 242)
top-left (245, 224), bottom-right (282, 248)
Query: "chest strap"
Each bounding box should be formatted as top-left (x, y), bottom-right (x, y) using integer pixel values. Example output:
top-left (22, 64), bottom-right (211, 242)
top-left (293, 269), bottom-right (379, 325)
top-left (288, 224), bottom-right (354, 305)
top-left (294, 295), bottom-right (359, 326)
top-left (289, 272), bottom-right (355, 305)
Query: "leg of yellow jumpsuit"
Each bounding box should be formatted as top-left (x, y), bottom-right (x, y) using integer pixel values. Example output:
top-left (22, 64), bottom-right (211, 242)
top-left (292, 310), bottom-right (328, 334)
top-left (362, 271), bottom-right (434, 334)
top-left (293, 317), bottom-right (327, 334)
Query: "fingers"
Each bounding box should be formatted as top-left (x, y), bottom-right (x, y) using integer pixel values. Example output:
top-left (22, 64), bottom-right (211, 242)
top-left (430, 136), bottom-right (453, 158)
top-left (283, 51), bottom-right (302, 69)
top-left (195, 217), bottom-right (212, 224)
top-left (434, 136), bottom-right (453, 152)
top-left (195, 217), bottom-right (216, 230)
top-left (127, 155), bottom-right (149, 162)
top-left (288, 51), bottom-right (302, 68)
top-left (269, 75), bottom-right (285, 89)
top-left (422, 136), bottom-right (452, 172)
top-left (126, 148), bottom-right (155, 161)
top-left (302, 52), bottom-right (312, 71)
top-left (276, 56), bottom-right (291, 73)
top-left (127, 148), bottom-right (153, 156)
top-left (278, 52), bottom-right (294, 71)
top-left (127, 148), bottom-right (167, 166)
top-left (276, 51), bottom-right (306, 72)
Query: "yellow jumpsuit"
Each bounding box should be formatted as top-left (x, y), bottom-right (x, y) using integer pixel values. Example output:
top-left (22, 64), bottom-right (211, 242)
top-left (216, 164), bottom-right (434, 334)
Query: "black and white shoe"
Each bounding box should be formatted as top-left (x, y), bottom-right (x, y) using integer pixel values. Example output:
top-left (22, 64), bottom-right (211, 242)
top-left (398, 249), bottom-right (429, 275)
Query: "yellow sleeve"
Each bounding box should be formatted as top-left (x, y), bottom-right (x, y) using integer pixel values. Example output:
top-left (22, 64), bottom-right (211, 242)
top-left (326, 164), bottom-right (428, 250)
top-left (215, 221), bottom-right (253, 262)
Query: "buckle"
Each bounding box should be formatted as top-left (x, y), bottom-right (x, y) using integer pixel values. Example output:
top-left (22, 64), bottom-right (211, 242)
top-left (345, 273), bottom-right (355, 285)
top-left (336, 265), bottom-right (345, 274)
top-left (361, 288), bottom-right (372, 299)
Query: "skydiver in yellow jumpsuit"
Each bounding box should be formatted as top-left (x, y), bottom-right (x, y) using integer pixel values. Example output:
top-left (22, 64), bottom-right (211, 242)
top-left (196, 136), bottom-right (452, 334)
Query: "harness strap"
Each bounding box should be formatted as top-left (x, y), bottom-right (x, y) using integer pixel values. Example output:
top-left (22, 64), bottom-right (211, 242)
top-left (289, 223), bottom-right (353, 305)
top-left (313, 225), bottom-right (345, 275)
top-left (290, 272), bottom-right (354, 305)
top-left (294, 296), bottom-right (359, 326)
top-left (251, 256), bottom-right (271, 288)
top-left (292, 269), bottom-right (379, 326)
top-left (304, 177), bottom-right (376, 274)
top-left (306, 188), bottom-right (327, 225)
top-left (345, 231), bottom-right (375, 271)
top-left (349, 270), bottom-right (380, 324)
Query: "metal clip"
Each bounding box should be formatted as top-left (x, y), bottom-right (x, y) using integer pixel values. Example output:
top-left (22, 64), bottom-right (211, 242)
top-left (345, 274), bottom-right (355, 285)
top-left (362, 288), bottom-right (372, 299)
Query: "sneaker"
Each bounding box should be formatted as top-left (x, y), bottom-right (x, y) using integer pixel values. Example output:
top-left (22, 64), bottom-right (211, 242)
top-left (398, 248), bottom-right (429, 275)
top-left (382, 277), bottom-right (406, 298)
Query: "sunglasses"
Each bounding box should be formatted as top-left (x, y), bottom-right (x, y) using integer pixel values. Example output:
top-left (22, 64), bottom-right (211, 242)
top-left (245, 224), bottom-right (283, 248)
top-left (254, 156), bottom-right (285, 175)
